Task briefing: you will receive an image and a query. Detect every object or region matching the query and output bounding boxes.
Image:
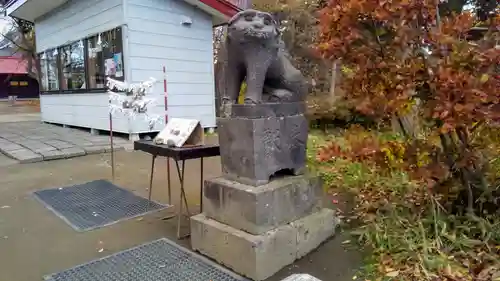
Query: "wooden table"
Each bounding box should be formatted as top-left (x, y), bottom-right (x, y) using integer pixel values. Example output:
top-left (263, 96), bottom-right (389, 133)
top-left (134, 140), bottom-right (220, 239)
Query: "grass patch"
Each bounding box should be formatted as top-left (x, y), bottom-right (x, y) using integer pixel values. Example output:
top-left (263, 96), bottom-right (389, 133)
top-left (307, 130), bottom-right (500, 280)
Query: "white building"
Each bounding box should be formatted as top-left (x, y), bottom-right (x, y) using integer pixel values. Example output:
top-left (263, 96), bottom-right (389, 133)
top-left (5, 0), bottom-right (247, 139)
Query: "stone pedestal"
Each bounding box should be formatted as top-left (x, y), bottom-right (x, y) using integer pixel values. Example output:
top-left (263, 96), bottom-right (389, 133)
top-left (190, 103), bottom-right (338, 281)
top-left (203, 175), bottom-right (323, 235)
top-left (218, 102), bottom-right (308, 186)
top-left (191, 209), bottom-right (338, 281)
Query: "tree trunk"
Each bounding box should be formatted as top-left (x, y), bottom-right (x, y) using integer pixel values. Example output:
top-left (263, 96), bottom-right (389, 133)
top-left (329, 60), bottom-right (338, 99)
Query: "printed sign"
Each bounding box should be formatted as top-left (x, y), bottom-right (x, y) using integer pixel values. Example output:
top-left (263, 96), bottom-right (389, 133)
top-left (154, 118), bottom-right (204, 147)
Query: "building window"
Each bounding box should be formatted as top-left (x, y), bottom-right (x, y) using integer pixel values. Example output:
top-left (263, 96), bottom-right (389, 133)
top-left (87, 36), bottom-right (105, 88)
top-left (38, 26), bottom-right (123, 93)
top-left (60, 41), bottom-right (86, 90)
top-left (102, 27), bottom-right (124, 82)
top-left (86, 27), bottom-right (124, 89)
top-left (46, 49), bottom-right (59, 90)
top-left (39, 54), bottom-right (49, 91)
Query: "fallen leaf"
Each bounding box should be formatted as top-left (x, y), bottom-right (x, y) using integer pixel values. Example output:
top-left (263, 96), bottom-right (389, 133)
top-left (342, 240), bottom-right (351, 244)
top-left (98, 248), bottom-right (104, 253)
top-left (385, 270), bottom-right (399, 277)
top-left (444, 264), bottom-right (452, 276)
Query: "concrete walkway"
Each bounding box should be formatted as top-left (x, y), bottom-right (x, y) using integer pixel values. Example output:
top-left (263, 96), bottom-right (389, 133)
top-left (0, 112), bottom-right (41, 123)
top-left (0, 121), bottom-right (130, 163)
top-left (0, 150), bottom-right (363, 281)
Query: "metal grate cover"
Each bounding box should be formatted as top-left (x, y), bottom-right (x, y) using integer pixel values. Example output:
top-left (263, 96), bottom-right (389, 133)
top-left (44, 238), bottom-right (248, 281)
top-left (33, 179), bottom-right (169, 232)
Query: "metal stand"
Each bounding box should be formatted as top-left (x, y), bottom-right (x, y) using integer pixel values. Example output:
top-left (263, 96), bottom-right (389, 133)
top-left (175, 159), bottom-right (191, 239)
top-left (148, 155), bottom-right (205, 239)
top-left (148, 156), bottom-right (172, 205)
top-left (167, 157), bottom-right (171, 205)
top-left (200, 157), bottom-right (204, 212)
top-left (109, 112), bottom-right (115, 182)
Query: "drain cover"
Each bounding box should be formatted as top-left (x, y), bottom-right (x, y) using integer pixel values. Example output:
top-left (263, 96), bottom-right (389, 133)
top-left (44, 238), bottom-right (247, 281)
top-left (33, 179), bottom-right (169, 231)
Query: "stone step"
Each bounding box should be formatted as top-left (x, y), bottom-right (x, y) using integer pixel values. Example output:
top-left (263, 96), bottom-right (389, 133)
top-left (190, 208), bottom-right (339, 281)
top-left (203, 175), bottom-right (323, 235)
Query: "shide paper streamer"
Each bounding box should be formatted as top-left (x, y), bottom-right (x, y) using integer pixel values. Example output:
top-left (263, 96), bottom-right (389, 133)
top-left (106, 77), bottom-right (163, 130)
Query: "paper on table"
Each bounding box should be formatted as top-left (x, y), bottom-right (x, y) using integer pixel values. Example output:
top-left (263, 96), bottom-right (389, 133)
top-left (154, 118), bottom-right (203, 147)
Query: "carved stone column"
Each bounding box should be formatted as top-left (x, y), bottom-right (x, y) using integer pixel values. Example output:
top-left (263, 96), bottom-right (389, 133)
top-left (191, 102), bottom-right (338, 281)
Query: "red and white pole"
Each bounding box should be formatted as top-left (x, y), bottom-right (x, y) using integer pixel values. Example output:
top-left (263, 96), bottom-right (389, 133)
top-left (163, 66), bottom-right (168, 124)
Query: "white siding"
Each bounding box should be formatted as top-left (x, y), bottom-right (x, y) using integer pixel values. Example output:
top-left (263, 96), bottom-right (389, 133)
top-left (34, 0), bottom-right (216, 134)
top-left (34, 0), bottom-right (132, 133)
top-left (40, 93), bottom-right (131, 132)
top-left (35, 0), bottom-right (124, 52)
top-left (125, 0), bottom-right (216, 129)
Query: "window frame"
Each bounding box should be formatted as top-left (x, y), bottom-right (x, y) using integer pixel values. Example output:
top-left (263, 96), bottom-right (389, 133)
top-left (38, 26), bottom-right (125, 95)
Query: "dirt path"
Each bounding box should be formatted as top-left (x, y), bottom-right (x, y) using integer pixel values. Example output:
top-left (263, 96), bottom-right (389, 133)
top-left (0, 150), bottom-right (363, 281)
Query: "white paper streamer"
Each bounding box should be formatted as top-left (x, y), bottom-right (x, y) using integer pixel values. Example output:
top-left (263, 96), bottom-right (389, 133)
top-left (107, 77), bottom-right (163, 130)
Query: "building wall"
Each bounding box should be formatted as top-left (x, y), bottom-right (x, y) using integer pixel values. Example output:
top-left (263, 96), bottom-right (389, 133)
top-left (35, 0), bottom-right (124, 51)
top-left (33, 0), bottom-right (216, 133)
top-left (125, 0), bottom-right (216, 129)
top-left (34, 0), bottom-right (132, 133)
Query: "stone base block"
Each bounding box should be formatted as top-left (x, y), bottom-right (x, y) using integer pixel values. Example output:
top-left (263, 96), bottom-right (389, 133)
top-left (217, 102), bottom-right (308, 186)
top-left (203, 175), bottom-right (323, 235)
top-left (190, 208), bottom-right (338, 281)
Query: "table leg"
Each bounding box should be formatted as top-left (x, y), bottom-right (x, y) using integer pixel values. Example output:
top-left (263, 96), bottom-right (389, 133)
top-left (200, 157), bottom-right (204, 213)
top-left (174, 159), bottom-right (190, 239)
top-left (167, 157), bottom-right (171, 205)
top-left (147, 155), bottom-right (157, 211)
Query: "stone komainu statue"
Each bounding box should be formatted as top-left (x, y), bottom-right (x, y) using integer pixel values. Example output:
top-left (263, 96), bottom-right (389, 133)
top-left (220, 9), bottom-right (308, 106)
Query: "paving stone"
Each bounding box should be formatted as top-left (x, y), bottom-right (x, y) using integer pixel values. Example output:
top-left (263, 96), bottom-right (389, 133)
top-left (78, 141), bottom-right (95, 146)
top-left (105, 145), bottom-right (125, 152)
top-left (43, 140), bottom-right (74, 149)
top-left (9, 138), bottom-right (28, 143)
top-left (39, 150), bottom-right (66, 161)
top-left (60, 147), bottom-right (86, 158)
top-left (0, 140), bottom-right (11, 147)
top-left (16, 141), bottom-right (40, 147)
top-left (0, 133), bottom-right (19, 138)
top-left (26, 135), bottom-right (49, 140)
top-left (83, 145), bottom-right (108, 155)
top-left (0, 121), bottom-right (130, 162)
top-left (4, 149), bottom-right (43, 163)
top-left (33, 146), bottom-right (57, 153)
top-left (112, 139), bottom-right (130, 145)
top-left (0, 143), bottom-right (24, 151)
top-left (89, 140), bottom-right (112, 146)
